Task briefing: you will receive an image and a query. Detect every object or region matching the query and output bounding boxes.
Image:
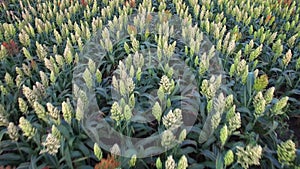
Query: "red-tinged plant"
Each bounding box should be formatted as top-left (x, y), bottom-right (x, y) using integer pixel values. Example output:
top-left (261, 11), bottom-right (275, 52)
top-left (94, 155), bottom-right (120, 169)
top-left (81, 0), bottom-right (87, 7)
top-left (124, 0), bottom-right (135, 8)
top-left (265, 14), bottom-right (272, 24)
top-left (129, 0), bottom-right (136, 8)
top-left (31, 60), bottom-right (38, 70)
top-left (2, 40), bottom-right (19, 56)
top-left (278, 0), bottom-right (293, 6)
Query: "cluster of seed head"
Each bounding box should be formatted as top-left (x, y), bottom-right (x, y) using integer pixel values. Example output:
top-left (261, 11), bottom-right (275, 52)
top-left (236, 144), bottom-right (262, 169)
top-left (40, 134), bottom-right (60, 155)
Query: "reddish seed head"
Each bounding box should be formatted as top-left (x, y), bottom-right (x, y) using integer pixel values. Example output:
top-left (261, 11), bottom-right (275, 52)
top-left (2, 40), bottom-right (19, 56)
top-left (81, 0), bottom-right (87, 7)
top-left (94, 155), bottom-right (120, 169)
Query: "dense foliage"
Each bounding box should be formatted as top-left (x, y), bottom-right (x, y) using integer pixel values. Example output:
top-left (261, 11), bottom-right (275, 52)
top-left (0, 0), bottom-right (299, 168)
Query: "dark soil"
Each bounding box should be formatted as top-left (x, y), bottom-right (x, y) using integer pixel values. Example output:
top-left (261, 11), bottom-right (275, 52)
top-left (288, 117), bottom-right (300, 147)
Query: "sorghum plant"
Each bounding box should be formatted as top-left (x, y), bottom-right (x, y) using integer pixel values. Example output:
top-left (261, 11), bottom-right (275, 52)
top-left (0, 0), bottom-right (299, 168)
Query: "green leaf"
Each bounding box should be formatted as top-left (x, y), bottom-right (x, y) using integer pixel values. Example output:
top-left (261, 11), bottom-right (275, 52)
top-left (57, 124), bottom-right (71, 140)
top-left (124, 148), bottom-right (138, 157)
top-left (37, 163), bottom-right (49, 169)
top-left (216, 153), bottom-right (224, 169)
top-left (237, 107), bottom-right (250, 114)
top-left (72, 157), bottom-right (89, 163)
top-left (178, 146), bottom-right (196, 154)
top-left (188, 163), bottom-right (205, 169)
top-left (143, 146), bottom-right (163, 157)
top-left (201, 150), bottom-right (216, 161)
top-left (283, 73), bottom-right (292, 87)
top-left (199, 129), bottom-right (210, 144)
top-left (0, 129), bottom-right (6, 141)
top-left (270, 68), bottom-right (282, 73)
top-left (17, 162), bottom-right (31, 169)
top-left (68, 136), bottom-right (76, 147)
top-left (30, 155), bottom-right (42, 169)
top-left (77, 141), bottom-right (90, 157)
top-left (43, 153), bottom-right (58, 167)
top-left (246, 72), bottom-right (254, 95)
top-left (136, 134), bottom-right (160, 147)
top-left (0, 153), bottom-right (22, 165)
top-left (201, 161), bottom-right (216, 168)
top-left (264, 150), bottom-right (281, 168)
top-left (287, 89), bottom-right (300, 95)
top-left (202, 136), bottom-right (217, 148)
top-left (64, 145), bottom-right (73, 169)
top-left (76, 166), bottom-right (94, 169)
top-left (181, 139), bottom-right (197, 147)
top-left (71, 150), bottom-right (83, 159)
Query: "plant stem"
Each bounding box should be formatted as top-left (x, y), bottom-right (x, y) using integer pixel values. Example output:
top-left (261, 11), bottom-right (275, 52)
top-left (16, 142), bottom-right (25, 161)
top-left (244, 85), bottom-right (247, 107)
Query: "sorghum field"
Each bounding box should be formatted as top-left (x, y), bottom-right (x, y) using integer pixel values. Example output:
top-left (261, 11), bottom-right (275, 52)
top-left (0, 0), bottom-right (300, 168)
